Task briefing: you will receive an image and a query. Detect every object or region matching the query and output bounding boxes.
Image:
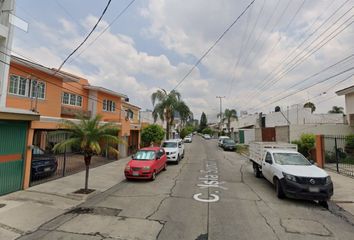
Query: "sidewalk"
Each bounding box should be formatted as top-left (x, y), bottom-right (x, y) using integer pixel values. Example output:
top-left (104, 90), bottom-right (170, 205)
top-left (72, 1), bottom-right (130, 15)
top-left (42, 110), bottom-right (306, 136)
top-left (327, 170), bottom-right (354, 216)
top-left (0, 157), bottom-right (130, 240)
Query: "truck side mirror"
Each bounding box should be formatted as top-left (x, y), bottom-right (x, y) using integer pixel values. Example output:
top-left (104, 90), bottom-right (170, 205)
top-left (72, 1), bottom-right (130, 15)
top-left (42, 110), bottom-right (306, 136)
top-left (309, 159), bottom-right (315, 165)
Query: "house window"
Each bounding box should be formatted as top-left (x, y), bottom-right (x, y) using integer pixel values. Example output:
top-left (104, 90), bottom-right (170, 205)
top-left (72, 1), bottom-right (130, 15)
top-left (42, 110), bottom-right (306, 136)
top-left (103, 99), bottom-right (115, 112)
top-left (62, 93), bottom-right (69, 104)
top-left (76, 96), bottom-right (82, 107)
top-left (9, 75), bottom-right (45, 99)
top-left (69, 94), bottom-right (76, 105)
top-left (62, 92), bottom-right (82, 107)
top-left (30, 80), bottom-right (46, 99)
top-left (9, 75), bottom-right (29, 96)
top-left (126, 109), bottom-right (134, 119)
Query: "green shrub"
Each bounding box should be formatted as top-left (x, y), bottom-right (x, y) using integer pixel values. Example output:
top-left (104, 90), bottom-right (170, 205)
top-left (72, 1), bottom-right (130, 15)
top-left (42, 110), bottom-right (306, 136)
top-left (291, 134), bottom-right (315, 158)
top-left (345, 135), bottom-right (354, 156)
top-left (141, 124), bottom-right (165, 147)
top-left (202, 127), bottom-right (213, 135)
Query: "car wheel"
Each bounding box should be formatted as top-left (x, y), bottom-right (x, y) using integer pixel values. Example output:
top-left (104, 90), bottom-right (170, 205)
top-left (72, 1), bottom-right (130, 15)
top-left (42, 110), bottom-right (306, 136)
top-left (176, 155), bottom-right (180, 165)
top-left (275, 178), bottom-right (285, 199)
top-left (253, 163), bottom-right (261, 178)
top-left (319, 200), bottom-right (328, 209)
top-left (163, 163), bottom-right (167, 171)
top-left (151, 171), bottom-right (156, 181)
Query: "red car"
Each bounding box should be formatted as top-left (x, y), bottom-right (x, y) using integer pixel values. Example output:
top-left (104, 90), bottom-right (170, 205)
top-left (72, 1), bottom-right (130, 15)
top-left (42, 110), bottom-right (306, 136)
top-left (125, 147), bottom-right (167, 180)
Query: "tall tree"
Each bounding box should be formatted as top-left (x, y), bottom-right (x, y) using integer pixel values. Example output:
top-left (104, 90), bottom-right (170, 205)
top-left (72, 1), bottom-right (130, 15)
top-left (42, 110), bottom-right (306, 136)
top-left (275, 106), bottom-right (281, 112)
top-left (53, 115), bottom-right (121, 192)
top-left (304, 102), bottom-right (316, 113)
top-left (199, 112), bottom-right (208, 132)
top-left (151, 89), bottom-right (191, 139)
top-left (218, 109), bottom-right (238, 134)
top-left (328, 106), bottom-right (344, 114)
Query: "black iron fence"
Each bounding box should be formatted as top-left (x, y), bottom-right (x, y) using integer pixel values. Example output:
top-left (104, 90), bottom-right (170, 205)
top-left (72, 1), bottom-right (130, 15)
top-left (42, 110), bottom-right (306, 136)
top-left (30, 130), bottom-right (117, 186)
top-left (323, 135), bottom-right (354, 178)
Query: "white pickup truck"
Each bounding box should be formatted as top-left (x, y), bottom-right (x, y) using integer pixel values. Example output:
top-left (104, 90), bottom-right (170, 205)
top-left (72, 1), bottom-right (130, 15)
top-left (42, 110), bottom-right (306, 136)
top-left (249, 142), bottom-right (333, 202)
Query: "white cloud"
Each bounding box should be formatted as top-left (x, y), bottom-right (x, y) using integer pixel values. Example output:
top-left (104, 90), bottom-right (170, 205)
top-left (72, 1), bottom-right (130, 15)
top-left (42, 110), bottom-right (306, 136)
top-left (13, 0), bottom-right (353, 120)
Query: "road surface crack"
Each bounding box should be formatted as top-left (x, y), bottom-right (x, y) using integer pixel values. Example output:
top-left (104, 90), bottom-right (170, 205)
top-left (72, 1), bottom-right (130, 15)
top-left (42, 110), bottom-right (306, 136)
top-left (146, 160), bottom-right (187, 220)
top-left (0, 222), bottom-right (25, 235)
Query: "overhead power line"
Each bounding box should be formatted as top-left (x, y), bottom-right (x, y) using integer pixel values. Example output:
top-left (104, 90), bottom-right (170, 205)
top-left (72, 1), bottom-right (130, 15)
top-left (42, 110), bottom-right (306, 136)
top-left (258, 1), bottom-right (351, 89)
top-left (171, 0), bottom-right (256, 91)
top-left (255, 68), bottom-right (354, 110)
top-left (257, 53), bottom-right (354, 104)
top-left (0, 51), bottom-right (153, 122)
top-left (227, 0), bottom-right (266, 97)
top-left (244, 9), bottom-right (353, 107)
top-left (55, 0), bottom-right (112, 73)
top-left (69, 0), bottom-right (136, 63)
top-left (241, 0), bottom-right (352, 104)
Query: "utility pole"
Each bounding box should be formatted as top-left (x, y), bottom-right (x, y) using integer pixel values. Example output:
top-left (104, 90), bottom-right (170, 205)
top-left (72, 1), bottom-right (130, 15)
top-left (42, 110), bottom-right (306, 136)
top-left (216, 96), bottom-right (225, 132)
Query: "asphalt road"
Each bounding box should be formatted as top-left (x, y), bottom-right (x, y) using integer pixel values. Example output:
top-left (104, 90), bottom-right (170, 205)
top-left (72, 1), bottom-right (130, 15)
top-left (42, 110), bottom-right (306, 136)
top-left (21, 135), bottom-right (354, 240)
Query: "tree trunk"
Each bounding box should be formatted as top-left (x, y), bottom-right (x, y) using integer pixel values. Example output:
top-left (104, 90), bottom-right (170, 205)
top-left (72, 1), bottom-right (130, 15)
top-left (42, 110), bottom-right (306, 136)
top-left (84, 155), bottom-right (91, 191)
top-left (166, 122), bottom-right (170, 140)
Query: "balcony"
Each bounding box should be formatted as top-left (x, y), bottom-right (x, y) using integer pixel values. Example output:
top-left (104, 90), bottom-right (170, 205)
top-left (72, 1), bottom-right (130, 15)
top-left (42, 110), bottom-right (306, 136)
top-left (61, 106), bottom-right (91, 118)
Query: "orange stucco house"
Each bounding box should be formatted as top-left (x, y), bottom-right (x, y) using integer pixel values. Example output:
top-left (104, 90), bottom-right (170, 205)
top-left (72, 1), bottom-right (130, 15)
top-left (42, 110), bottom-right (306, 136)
top-left (5, 56), bottom-right (141, 190)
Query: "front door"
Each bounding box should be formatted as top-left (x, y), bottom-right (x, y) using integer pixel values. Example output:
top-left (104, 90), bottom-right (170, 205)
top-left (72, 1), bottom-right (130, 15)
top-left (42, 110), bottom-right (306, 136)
top-left (0, 121), bottom-right (27, 196)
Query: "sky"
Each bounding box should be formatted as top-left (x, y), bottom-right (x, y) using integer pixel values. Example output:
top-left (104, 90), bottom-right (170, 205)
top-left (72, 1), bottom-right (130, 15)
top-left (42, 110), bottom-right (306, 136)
top-left (13, 0), bottom-right (354, 122)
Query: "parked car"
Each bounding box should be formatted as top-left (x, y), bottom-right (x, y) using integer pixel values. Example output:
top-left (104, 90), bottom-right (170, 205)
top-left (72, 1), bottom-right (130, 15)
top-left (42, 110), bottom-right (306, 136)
top-left (31, 146), bottom-right (58, 179)
top-left (184, 135), bottom-right (192, 143)
top-left (125, 147), bottom-right (167, 180)
top-left (218, 136), bottom-right (229, 147)
top-left (162, 139), bottom-right (185, 164)
top-left (222, 139), bottom-right (236, 151)
top-left (249, 142), bottom-right (333, 203)
top-left (203, 134), bottom-right (211, 140)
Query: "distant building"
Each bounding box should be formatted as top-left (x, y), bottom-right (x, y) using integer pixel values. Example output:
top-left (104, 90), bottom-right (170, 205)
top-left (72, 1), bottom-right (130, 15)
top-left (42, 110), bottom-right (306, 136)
top-left (336, 85), bottom-right (354, 126)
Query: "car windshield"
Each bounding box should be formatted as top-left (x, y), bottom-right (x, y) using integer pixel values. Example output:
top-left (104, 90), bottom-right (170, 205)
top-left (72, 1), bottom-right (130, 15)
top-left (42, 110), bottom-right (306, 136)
top-left (32, 146), bottom-right (44, 155)
top-left (224, 139), bottom-right (235, 144)
top-left (162, 142), bottom-right (177, 148)
top-left (273, 153), bottom-right (311, 166)
top-left (133, 150), bottom-right (156, 160)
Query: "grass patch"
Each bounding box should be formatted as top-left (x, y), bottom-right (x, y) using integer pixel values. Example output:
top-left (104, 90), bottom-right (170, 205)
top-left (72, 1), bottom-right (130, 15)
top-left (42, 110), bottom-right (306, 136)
top-left (236, 144), bottom-right (249, 155)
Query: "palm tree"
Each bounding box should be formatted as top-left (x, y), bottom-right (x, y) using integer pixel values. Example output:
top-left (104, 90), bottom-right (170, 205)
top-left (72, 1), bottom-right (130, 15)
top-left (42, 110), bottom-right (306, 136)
top-left (304, 102), bottom-right (316, 113)
top-left (151, 89), bottom-right (191, 139)
top-left (218, 109), bottom-right (238, 134)
top-left (53, 115), bottom-right (121, 192)
top-left (328, 106), bottom-right (344, 114)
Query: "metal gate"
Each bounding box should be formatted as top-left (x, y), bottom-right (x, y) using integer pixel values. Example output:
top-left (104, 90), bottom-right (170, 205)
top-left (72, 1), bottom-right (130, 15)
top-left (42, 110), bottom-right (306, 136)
top-left (262, 128), bottom-right (276, 142)
top-left (323, 135), bottom-right (354, 178)
top-left (0, 121), bottom-right (27, 196)
top-left (30, 130), bottom-right (117, 186)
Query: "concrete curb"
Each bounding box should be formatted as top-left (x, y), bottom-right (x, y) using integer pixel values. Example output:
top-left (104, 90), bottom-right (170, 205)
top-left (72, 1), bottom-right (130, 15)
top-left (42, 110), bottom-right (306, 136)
top-left (0, 157), bottom-right (131, 239)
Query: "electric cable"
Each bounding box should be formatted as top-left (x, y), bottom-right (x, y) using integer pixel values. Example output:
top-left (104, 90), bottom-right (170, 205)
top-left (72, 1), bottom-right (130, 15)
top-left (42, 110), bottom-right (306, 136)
top-left (171, 0), bottom-right (256, 91)
top-left (55, 0), bottom-right (112, 73)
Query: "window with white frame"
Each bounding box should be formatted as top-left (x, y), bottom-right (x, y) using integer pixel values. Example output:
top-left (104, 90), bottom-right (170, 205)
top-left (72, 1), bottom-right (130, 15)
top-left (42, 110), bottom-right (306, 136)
top-left (30, 80), bottom-right (45, 99)
top-left (9, 75), bottom-right (46, 99)
top-left (103, 99), bottom-right (115, 112)
top-left (9, 75), bottom-right (29, 96)
top-left (62, 92), bottom-right (82, 107)
top-left (126, 109), bottom-right (134, 119)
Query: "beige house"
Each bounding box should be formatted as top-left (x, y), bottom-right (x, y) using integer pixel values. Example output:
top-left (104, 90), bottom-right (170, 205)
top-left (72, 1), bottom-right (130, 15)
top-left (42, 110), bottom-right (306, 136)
top-left (336, 85), bottom-right (354, 126)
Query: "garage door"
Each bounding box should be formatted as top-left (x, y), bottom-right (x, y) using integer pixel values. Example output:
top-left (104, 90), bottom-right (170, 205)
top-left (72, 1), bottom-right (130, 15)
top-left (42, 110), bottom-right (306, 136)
top-left (0, 121), bottom-right (27, 195)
